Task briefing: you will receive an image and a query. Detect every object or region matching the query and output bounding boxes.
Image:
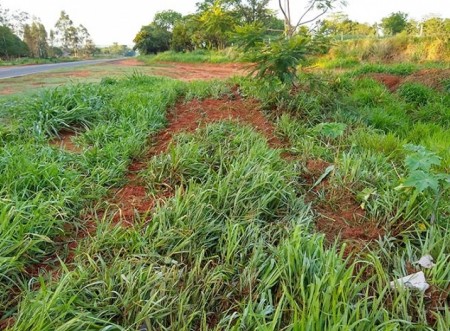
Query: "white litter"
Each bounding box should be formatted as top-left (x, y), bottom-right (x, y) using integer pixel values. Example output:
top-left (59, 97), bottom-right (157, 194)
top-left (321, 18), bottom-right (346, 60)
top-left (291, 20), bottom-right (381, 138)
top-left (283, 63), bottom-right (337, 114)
top-left (390, 271), bottom-right (430, 292)
top-left (415, 255), bottom-right (435, 269)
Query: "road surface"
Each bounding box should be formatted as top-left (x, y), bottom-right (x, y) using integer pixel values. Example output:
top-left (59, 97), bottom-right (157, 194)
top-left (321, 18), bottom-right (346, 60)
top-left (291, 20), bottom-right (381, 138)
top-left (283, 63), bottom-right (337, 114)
top-left (0, 58), bottom-right (124, 79)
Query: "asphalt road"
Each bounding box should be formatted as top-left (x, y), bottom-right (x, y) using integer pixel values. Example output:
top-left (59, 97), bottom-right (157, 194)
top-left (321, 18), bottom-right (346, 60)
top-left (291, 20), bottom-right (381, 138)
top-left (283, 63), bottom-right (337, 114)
top-left (0, 58), bottom-right (124, 79)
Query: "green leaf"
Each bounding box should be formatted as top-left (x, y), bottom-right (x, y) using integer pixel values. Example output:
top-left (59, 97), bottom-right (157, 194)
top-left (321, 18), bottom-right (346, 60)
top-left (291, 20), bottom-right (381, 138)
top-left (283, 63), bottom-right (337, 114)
top-left (403, 170), bottom-right (440, 193)
top-left (314, 122), bottom-right (347, 139)
top-left (405, 153), bottom-right (441, 172)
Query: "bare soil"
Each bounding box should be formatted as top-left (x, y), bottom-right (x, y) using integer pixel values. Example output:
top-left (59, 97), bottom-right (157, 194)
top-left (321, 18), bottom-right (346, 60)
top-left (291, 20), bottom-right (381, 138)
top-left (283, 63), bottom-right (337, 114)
top-left (151, 62), bottom-right (247, 81)
top-left (367, 73), bottom-right (402, 92)
top-left (112, 58), bottom-right (247, 81)
top-left (303, 159), bottom-right (384, 249)
top-left (367, 68), bottom-right (450, 92)
top-left (49, 130), bottom-right (81, 153)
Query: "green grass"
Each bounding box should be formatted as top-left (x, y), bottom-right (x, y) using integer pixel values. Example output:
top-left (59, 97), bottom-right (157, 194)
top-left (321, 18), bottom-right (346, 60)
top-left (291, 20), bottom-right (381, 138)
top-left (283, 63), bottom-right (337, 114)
top-left (1, 66), bottom-right (450, 330)
top-left (139, 49), bottom-right (241, 64)
top-left (0, 57), bottom-right (80, 66)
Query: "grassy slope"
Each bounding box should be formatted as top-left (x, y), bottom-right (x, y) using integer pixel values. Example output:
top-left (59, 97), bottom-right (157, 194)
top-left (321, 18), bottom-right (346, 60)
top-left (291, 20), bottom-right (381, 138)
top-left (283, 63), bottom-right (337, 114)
top-left (0, 66), bottom-right (449, 330)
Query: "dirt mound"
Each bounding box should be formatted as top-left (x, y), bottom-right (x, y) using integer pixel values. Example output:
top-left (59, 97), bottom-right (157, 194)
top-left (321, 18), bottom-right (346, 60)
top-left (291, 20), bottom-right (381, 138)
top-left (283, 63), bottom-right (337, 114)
top-left (403, 68), bottom-right (450, 91)
top-left (367, 73), bottom-right (402, 92)
top-left (367, 69), bottom-right (450, 92)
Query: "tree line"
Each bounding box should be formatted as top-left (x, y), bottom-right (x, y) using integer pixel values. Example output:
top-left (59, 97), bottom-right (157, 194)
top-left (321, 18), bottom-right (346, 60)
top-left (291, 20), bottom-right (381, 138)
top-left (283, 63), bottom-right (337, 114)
top-left (133, 0), bottom-right (450, 55)
top-left (0, 4), bottom-right (95, 59)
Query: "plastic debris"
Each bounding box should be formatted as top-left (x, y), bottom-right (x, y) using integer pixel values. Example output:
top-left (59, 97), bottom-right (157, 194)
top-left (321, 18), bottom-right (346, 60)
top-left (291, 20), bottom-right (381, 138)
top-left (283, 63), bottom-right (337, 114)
top-left (390, 271), bottom-right (430, 292)
top-left (415, 255), bottom-right (435, 269)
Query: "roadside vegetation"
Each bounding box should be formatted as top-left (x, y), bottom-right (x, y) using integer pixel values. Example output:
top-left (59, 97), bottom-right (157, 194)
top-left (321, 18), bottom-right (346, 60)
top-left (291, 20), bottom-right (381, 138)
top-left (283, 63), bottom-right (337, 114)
top-left (1, 0), bottom-right (450, 330)
top-left (1, 52), bottom-right (450, 329)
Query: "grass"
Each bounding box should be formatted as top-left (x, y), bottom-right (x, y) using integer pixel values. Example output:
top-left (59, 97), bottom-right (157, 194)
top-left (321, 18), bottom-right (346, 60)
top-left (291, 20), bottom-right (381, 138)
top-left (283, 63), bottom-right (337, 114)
top-left (139, 49), bottom-right (241, 64)
top-left (0, 61), bottom-right (450, 330)
top-left (0, 57), bottom-right (81, 66)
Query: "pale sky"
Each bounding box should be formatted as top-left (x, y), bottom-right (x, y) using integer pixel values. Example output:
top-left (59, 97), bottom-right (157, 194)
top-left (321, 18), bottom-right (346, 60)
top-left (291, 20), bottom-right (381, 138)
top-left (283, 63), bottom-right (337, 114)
top-left (1, 0), bottom-right (449, 46)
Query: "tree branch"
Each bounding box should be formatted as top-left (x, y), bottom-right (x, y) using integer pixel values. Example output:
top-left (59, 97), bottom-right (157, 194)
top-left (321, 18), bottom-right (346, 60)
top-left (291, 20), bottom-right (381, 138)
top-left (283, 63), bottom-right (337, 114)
top-left (295, 1), bottom-right (317, 28)
top-left (278, 0), bottom-right (289, 23)
top-left (297, 8), bottom-right (329, 27)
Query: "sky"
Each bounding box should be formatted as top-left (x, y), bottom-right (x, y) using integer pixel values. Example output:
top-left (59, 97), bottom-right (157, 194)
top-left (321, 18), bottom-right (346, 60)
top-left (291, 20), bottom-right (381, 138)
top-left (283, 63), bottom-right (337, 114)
top-left (1, 0), bottom-right (449, 46)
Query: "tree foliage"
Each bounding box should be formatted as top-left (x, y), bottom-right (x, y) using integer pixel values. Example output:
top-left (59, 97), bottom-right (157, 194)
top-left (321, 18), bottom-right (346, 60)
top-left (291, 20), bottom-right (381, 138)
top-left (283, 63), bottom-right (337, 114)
top-left (54, 11), bottom-right (94, 56)
top-left (0, 25), bottom-right (29, 58)
top-left (381, 11), bottom-right (408, 35)
top-left (199, 1), bottom-right (235, 49)
top-left (23, 21), bottom-right (49, 58)
top-left (319, 12), bottom-right (375, 38)
top-left (133, 23), bottom-right (172, 54)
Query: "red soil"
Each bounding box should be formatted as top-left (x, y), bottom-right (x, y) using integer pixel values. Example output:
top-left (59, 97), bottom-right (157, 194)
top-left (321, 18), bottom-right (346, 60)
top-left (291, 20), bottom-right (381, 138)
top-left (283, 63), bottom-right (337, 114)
top-left (113, 58), bottom-right (247, 81)
top-left (403, 68), bottom-right (450, 91)
top-left (49, 130), bottom-right (81, 153)
top-left (303, 159), bottom-right (384, 247)
top-left (114, 58), bottom-right (144, 66)
top-left (367, 69), bottom-right (450, 92)
top-left (367, 73), bottom-right (402, 92)
top-left (153, 94), bottom-right (282, 154)
top-left (152, 62), bottom-right (247, 81)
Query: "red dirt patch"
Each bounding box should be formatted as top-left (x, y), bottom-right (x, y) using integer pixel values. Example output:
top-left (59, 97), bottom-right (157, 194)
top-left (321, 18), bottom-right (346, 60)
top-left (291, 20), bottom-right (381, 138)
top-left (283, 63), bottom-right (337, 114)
top-left (0, 87), bottom-right (15, 95)
top-left (303, 160), bottom-right (384, 248)
top-left (49, 130), bottom-right (81, 153)
top-left (366, 69), bottom-right (450, 92)
top-left (403, 68), bottom-right (450, 91)
top-left (114, 58), bottom-right (145, 66)
top-left (367, 73), bottom-right (402, 92)
top-left (315, 192), bottom-right (381, 242)
top-left (111, 59), bottom-right (247, 80)
top-left (152, 94), bottom-right (282, 154)
top-left (156, 62), bottom-right (246, 81)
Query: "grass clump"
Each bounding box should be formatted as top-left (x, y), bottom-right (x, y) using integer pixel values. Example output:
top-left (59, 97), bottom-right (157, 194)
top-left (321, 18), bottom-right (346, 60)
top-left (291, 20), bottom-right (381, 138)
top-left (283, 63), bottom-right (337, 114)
top-left (397, 82), bottom-right (435, 106)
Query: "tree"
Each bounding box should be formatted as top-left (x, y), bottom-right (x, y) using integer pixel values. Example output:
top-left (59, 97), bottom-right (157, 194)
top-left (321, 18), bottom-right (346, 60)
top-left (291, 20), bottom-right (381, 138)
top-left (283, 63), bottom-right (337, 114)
top-left (54, 11), bottom-right (83, 55)
top-left (23, 21), bottom-right (49, 58)
top-left (320, 12), bottom-right (375, 38)
top-left (278, 0), bottom-right (345, 37)
top-left (133, 23), bottom-right (171, 54)
top-left (381, 12), bottom-right (408, 36)
top-left (153, 10), bottom-right (183, 31)
top-left (0, 4), bottom-right (30, 38)
top-left (133, 10), bottom-right (183, 54)
top-left (0, 25), bottom-right (29, 58)
top-left (197, 0), bottom-right (275, 25)
top-left (172, 19), bottom-right (197, 52)
top-left (199, 1), bottom-right (235, 49)
top-left (77, 24), bottom-right (95, 56)
top-left (422, 16), bottom-right (450, 39)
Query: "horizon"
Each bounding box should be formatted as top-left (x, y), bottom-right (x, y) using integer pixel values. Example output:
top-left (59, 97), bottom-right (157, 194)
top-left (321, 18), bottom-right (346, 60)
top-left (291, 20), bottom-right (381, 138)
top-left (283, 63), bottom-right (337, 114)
top-left (1, 0), bottom-right (449, 46)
